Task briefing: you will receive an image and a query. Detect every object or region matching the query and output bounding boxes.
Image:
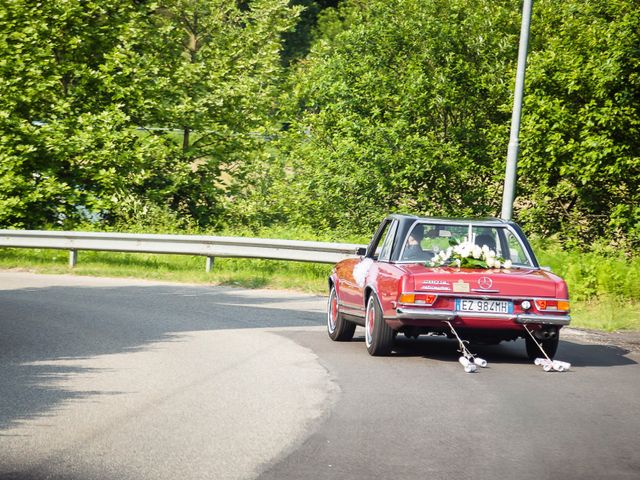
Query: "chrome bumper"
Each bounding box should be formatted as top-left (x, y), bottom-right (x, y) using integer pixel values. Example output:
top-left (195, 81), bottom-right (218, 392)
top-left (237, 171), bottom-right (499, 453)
top-left (515, 313), bottom-right (571, 325)
top-left (395, 308), bottom-right (571, 326)
top-left (395, 308), bottom-right (457, 321)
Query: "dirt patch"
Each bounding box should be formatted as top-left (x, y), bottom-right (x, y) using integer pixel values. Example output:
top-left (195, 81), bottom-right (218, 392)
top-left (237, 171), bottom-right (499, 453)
top-left (563, 327), bottom-right (640, 354)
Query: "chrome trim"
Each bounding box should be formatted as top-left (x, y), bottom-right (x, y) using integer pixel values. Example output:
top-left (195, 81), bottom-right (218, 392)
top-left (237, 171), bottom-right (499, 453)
top-left (397, 302), bottom-right (435, 307)
top-left (394, 307), bottom-right (571, 325)
top-left (404, 292), bottom-right (570, 306)
top-left (338, 302), bottom-right (365, 316)
top-left (452, 312), bottom-right (517, 319)
top-left (395, 308), bottom-right (456, 321)
top-left (516, 314), bottom-right (571, 325)
top-left (402, 291), bottom-right (531, 300)
top-left (471, 289), bottom-right (500, 293)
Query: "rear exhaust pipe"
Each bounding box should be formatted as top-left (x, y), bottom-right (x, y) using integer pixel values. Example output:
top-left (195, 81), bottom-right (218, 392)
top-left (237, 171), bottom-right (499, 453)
top-left (534, 327), bottom-right (557, 340)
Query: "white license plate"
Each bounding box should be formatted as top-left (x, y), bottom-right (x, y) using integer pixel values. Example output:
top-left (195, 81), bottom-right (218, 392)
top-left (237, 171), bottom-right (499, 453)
top-left (455, 299), bottom-right (513, 314)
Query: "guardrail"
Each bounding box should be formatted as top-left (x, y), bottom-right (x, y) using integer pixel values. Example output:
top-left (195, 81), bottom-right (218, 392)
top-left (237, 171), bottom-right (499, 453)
top-left (0, 230), bottom-right (365, 271)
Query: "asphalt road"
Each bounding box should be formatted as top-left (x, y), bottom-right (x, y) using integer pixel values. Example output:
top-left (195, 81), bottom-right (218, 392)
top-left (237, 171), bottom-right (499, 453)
top-left (1, 272), bottom-right (639, 480)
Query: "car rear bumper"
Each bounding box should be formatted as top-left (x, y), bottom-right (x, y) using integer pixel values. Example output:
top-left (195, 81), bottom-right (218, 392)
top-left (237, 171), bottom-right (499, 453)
top-left (394, 307), bottom-right (571, 326)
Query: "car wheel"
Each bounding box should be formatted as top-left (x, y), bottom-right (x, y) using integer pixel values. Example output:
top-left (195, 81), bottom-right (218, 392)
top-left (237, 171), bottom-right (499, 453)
top-left (525, 333), bottom-right (559, 360)
top-left (365, 293), bottom-right (394, 356)
top-left (327, 285), bottom-right (355, 341)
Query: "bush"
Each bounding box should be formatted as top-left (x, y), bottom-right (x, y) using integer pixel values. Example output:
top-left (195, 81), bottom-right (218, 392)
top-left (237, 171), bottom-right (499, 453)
top-left (533, 239), bottom-right (640, 303)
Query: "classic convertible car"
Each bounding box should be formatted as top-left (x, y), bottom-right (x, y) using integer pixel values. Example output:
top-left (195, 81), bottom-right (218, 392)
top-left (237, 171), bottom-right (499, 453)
top-left (327, 214), bottom-right (571, 359)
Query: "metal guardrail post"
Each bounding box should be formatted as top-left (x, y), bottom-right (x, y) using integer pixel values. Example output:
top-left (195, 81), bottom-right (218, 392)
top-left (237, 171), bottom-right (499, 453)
top-left (69, 249), bottom-right (77, 268)
top-left (206, 256), bottom-right (214, 272)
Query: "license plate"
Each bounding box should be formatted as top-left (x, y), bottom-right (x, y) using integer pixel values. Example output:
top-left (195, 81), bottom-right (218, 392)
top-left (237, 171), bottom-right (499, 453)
top-left (455, 299), bottom-right (513, 314)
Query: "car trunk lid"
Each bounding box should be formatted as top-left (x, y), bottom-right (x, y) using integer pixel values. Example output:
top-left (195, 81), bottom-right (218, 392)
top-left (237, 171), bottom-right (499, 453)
top-left (399, 265), bottom-right (558, 297)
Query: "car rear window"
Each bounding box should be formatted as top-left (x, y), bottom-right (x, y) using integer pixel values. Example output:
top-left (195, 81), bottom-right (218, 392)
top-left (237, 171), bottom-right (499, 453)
top-left (400, 222), bottom-right (533, 267)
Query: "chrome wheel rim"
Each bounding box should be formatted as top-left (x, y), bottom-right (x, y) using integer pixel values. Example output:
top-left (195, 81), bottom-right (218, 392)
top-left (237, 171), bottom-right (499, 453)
top-left (327, 289), bottom-right (338, 334)
top-left (365, 298), bottom-right (374, 346)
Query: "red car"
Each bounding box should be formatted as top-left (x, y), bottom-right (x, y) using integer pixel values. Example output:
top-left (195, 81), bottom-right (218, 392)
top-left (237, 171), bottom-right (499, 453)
top-left (327, 214), bottom-right (570, 359)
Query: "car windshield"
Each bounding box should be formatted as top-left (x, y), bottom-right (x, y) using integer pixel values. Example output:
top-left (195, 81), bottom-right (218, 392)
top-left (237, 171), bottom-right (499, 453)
top-left (399, 222), bottom-right (533, 267)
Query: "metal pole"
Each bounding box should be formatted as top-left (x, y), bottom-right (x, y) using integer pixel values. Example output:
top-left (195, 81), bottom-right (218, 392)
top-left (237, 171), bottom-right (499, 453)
top-left (501, 0), bottom-right (533, 220)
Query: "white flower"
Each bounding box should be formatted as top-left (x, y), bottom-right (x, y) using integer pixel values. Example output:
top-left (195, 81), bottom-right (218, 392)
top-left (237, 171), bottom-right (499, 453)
top-left (493, 259), bottom-right (502, 269)
top-left (486, 256), bottom-right (495, 268)
top-left (504, 259), bottom-right (513, 269)
top-left (455, 241), bottom-right (475, 259)
top-left (472, 245), bottom-right (482, 259)
top-left (487, 249), bottom-right (496, 258)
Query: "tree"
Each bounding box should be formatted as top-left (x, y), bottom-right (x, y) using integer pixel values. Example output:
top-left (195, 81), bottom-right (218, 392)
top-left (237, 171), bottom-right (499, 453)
top-left (102, 0), bottom-right (302, 227)
top-left (0, 0), bottom-right (189, 228)
top-left (0, 0), bottom-right (302, 230)
top-left (518, 0), bottom-right (640, 249)
top-left (262, 0), bottom-right (520, 233)
top-left (281, 0), bottom-right (341, 65)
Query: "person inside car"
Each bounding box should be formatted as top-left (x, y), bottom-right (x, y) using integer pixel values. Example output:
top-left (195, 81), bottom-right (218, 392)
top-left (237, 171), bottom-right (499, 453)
top-left (402, 225), bottom-right (426, 261)
top-left (475, 233), bottom-right (496, 251)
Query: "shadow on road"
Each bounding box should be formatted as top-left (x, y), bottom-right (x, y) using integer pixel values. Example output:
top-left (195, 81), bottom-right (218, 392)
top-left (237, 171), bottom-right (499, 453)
top-left (2, 281), bottom-right (637, 435)
top-left (385, 334), bottom-right (637, 368)
top-left (0, 284), bottom-right (325, 432)
top-left (555, 341), bottom-right (636, 368)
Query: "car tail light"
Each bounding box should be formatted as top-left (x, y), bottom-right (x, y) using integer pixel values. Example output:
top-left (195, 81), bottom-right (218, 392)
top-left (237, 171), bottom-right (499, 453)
top-left (399, 293), bottom-right (437, 306)
top-left (534, 299), bottom-right (570, 312)
top-left (534, 299), bottom-right (548, 310)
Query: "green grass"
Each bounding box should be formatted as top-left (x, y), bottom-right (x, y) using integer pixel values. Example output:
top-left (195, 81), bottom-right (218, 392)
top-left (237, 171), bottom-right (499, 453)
top-left (1, 245), bottom-right (639, 332)
top-left (0, 248), bottom-right (331, 293)
top-left (570, 298), bottom-right (640, 332)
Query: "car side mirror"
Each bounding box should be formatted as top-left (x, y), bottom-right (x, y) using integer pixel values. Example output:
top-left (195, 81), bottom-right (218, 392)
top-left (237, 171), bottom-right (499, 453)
top-left (356, 247), bottom-right (367, 256)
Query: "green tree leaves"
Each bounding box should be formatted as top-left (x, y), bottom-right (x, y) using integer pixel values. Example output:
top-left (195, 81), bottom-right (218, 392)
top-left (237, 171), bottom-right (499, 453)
top-left (0, 0), bottom-right (637, 252)
top-left (264, 0), bottom-right (519, 231)
top-left (0, 0), bottom-right (300, 229)
top-left (264, 0), bottom-right (638, 249)
top-left (518, 0), bottom-right (640, 249)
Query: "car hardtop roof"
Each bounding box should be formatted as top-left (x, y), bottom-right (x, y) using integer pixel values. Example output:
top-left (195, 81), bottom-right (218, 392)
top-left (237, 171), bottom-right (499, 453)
top-left (387, 213), bottom-right (511, 226)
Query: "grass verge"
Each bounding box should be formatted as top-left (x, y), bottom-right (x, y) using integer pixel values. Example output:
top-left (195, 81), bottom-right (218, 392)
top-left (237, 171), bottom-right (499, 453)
top-left (1, 247), bottom-right (638, 332)
top-left (0, 248), bottom-right (331, 293)
top-left (570, 298), bottom-right (640, 332)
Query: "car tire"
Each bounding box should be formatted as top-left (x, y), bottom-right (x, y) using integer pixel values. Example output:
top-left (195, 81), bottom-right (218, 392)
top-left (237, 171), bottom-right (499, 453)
top-left (365, 293), bottom-right (394, 356)
top-left (525, 333), bottom-right (559, 360)
top-left (327, 285), bottom-right (356, 341)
